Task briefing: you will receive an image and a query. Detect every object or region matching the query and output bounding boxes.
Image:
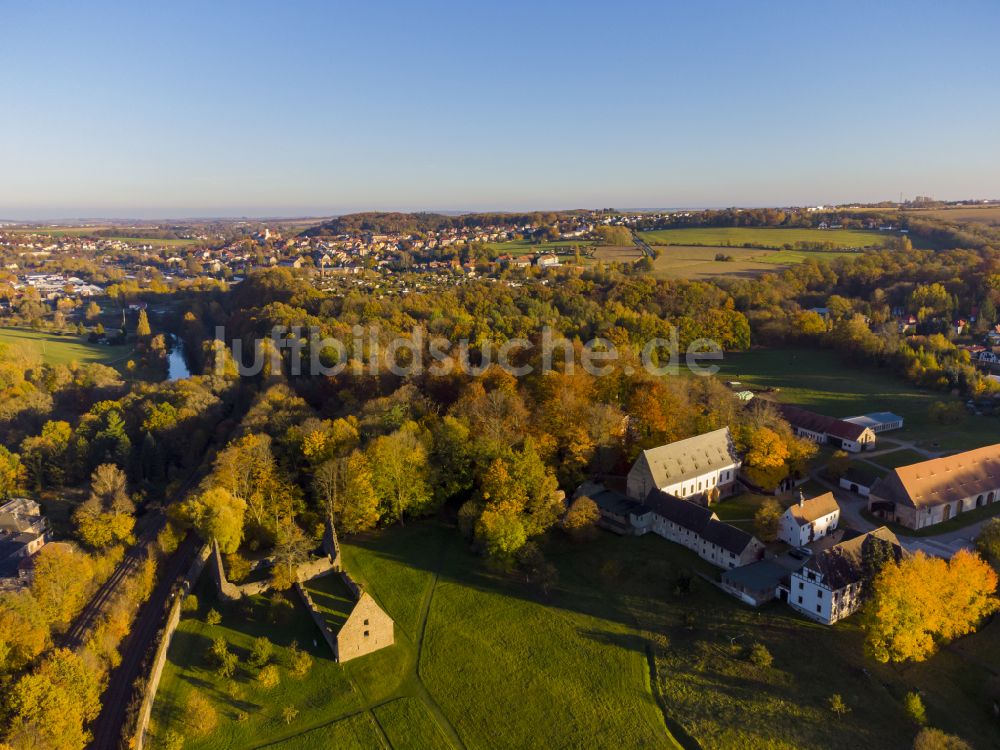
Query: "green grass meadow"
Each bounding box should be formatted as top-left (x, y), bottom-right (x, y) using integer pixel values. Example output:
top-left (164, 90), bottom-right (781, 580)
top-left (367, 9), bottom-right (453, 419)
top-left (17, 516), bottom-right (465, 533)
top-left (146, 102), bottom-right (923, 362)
top-left (0, 327), bottom-right (130, 368)
top-left (717, 348), bottom-right (998, 451)
top-left (150, 524), bottom-right (676, 750)
top-left (149, 520), bottom-right (1000, 749)
top-left (638, 227), bottom-right (903, 249)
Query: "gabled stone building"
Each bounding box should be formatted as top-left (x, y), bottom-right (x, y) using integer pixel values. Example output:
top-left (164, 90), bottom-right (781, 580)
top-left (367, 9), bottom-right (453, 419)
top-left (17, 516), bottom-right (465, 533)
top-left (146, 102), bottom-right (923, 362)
top-left (626, 427), bottom-right (741, 504)
top-left (335, 588), bottom-right (395, 662)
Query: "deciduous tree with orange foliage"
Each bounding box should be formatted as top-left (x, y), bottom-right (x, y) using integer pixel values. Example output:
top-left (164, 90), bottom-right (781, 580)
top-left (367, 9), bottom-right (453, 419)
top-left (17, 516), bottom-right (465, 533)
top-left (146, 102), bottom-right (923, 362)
top-left (863, 550), bottom-right (998, 663)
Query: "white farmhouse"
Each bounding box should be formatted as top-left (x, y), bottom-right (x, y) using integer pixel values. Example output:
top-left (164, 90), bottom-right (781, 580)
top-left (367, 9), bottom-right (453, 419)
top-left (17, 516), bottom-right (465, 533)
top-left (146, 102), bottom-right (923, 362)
top-left (626, 427), bottom-right (740, 504)
top-left (787, 527), bottom-right (902, 625)
top-left (778, 491), bottom-right (840, 547)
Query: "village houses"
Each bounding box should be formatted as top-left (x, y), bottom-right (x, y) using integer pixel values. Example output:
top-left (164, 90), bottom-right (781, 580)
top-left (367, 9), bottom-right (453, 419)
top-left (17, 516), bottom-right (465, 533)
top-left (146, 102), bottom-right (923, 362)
top-left (0, 498), bottom-right (50, 590)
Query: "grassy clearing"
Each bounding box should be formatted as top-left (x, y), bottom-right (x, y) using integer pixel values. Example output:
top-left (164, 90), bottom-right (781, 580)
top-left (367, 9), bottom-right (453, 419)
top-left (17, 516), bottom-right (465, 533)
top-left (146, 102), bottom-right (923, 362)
top-left (0, 326), bottom-right (130, 368)
top-left (639, 227), bottom-right (899, 249)
top-left (484, 238), bottom-right (596, 256)
top-left (590, 245), bottom-right (644, 263)
top-left (717, 348), bottom-right (998, 451)
top-left (712, 492), bottom-right (792, 521)
top-left (271, 712), bottom-right (386, 749)
top-left (373, 698), bottom-right (453, 750)
top-left (418, 532), bottom-right (672, 750)
top-left (152, 523), bottom-right (675, 750)
top-left (149, 583), bottom-right (365, 750)
top-left (151, 521), bottom-right (1000, 749)
top-left (642, 245), bottom-right (864, 280)
top-left (865, 449), bottom-right (928, 471)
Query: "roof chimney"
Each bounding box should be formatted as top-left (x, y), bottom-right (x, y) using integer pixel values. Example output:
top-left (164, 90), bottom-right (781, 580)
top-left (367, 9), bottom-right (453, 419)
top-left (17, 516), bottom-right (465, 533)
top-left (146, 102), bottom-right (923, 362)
top-left (798, 489), bottom-right (805, 507)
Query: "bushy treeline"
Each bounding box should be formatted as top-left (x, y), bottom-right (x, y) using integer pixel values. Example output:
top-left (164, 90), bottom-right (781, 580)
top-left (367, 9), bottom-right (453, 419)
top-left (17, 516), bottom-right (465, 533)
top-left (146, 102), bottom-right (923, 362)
top-left (302, 210), bottom-right (588, 237)
top-left (723, 246), bottom-right (1000, 397)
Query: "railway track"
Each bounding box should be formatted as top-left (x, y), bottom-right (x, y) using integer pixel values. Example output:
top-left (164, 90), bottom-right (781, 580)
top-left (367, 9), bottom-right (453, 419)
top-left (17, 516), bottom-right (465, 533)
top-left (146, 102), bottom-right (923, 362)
top-left (87, 532), bottom-right (199, 750)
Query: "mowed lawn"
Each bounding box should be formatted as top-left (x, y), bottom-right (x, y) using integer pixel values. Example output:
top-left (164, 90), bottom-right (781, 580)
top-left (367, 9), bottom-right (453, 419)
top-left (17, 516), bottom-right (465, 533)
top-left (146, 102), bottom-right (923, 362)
top-left (717, 348), bottom-right (998, 451)
top-left (0, 327), bottom-right (129, 368)
top-left (639, 227), bottom-right (901, 249)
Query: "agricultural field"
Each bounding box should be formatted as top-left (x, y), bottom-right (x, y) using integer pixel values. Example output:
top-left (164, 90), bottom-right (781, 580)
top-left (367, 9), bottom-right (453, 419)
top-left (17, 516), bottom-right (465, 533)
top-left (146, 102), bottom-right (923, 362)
top-left (484, 238), bottom-right (595, 256)
top-left (716, 348), bottom-right (996, 451)
top-left (905, 205), bottom-right (1000, 225)
top-left (638, 227), bottom-right (903, 249)
top-left (0, 326), bottom-right (130, 368)
top-left (8, 227), bottom-right (199, 246)
top-left (643, 245), bottom-right (861, 280)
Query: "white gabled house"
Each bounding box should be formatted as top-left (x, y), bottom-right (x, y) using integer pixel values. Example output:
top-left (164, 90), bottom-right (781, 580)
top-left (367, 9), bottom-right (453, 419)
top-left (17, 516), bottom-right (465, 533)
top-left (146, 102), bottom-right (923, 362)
top-left (626, 427), bottom-right (741, 504)
top-left (787, 527), bottom-right (903, 625)
top-left (778, 491), bottom-right (840, 547)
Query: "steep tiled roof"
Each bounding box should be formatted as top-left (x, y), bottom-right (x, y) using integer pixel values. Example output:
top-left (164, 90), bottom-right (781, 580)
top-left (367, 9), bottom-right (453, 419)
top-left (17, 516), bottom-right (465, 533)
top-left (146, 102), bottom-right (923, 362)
top-left (788, 492), bottom-right (840, 525)
top-left (643, 489), bottom-right (757, 555)
top-left (803, 526), bottom-right (902, 589)
top-left (776, 404), bottom-right (870, 442)
top-left (870, 444), bottom-right (1000, 509)
top-left (636, 427), bottom-right (738, 488)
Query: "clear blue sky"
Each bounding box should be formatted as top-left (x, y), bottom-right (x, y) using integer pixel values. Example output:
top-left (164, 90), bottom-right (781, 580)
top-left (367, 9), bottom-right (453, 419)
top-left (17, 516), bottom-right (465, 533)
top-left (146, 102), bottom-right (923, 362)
top-left (3, 0), bottom-right (999, 218)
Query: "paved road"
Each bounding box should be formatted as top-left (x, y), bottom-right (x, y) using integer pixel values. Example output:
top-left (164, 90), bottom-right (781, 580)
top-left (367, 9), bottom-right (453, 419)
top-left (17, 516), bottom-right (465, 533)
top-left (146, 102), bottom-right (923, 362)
top-left (88, 532), bottom-right (199, 750)
top-left (632, 232), bottom-right (654, 258)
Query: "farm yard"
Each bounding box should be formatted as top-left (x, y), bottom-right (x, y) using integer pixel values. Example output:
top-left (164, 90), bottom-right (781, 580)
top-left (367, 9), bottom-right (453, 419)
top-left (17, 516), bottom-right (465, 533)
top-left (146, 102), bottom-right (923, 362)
top-left (147, 520), bottom-right (1000, 750)
top-left (0, 326), bottom-right (130, 368)
top-left (638, 226), bottom-right (908, 249)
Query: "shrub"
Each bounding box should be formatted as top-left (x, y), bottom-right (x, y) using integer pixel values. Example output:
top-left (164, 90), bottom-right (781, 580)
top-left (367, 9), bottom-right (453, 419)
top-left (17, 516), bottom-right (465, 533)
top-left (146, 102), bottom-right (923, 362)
top-left (217, 651), bottom-right (238, 678)
top-left (288, 641), bottom-right (313, 678)
top-left (181, 594), bottom-right (199, 614)
top-left (183, 690), bottom-right (217, 736)
top-left (562, 496), bottom-right (600, 541)
top-left (904, 691), bottom-right (927, 725)
top-left (748, 643), bottom-right (773, 668)
top-left (205, 608), bottom-right (222, 626)
top-left (249, 636), bottom-right (273, 668)
top-left (913, 728), bottom-right (972, 750)
top-left (828, 693), bottom-right (850, 717)
top-left (160, 729), bottom-right (185, 750)
top-left (281, 705), bottom-right (299, 725)
top-left (257, 664), bottom-right (280, 689)
top-left (225, 552), bottom-right (252, 584)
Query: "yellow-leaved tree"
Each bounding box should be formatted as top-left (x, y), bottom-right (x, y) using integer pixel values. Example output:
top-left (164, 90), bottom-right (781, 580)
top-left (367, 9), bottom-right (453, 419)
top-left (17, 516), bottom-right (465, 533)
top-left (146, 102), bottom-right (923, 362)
top-left (863, 549), bottom-right (998, 663)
